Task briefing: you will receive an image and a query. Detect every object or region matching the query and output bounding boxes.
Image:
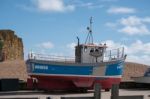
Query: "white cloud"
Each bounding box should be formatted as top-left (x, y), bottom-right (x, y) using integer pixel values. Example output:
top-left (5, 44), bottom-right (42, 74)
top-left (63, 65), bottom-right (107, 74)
top-left (36, 41), bottom-right (54, 49)
top-left (67, 43), bottom-right (76, 50)
top-left (106, 16), bottom-right (150, 36)
top-left (81, 3), bottom-right (104, 9)
top-left (142, 17), bottom-right (150, 23)
top-left (118, 16), bottom-right (150, 35)
top-left (65, 42), bottom-right (77, 56)
top-left (119, 16), bottom-right (150, 26)
top-left (103, 40), bottom-right (123, 49)
top-left (104, 40), bottom-right (150, 65)
top-left (33, 0), bottom-right (75, 12)
top-left (69, 0), bottom-right (104, 9)
top-left (118, 25), bottom-right (150, 35)
top-left (127, 55), bottom-right (150, 66)
top-left (126, 40), bottom-right (150, 55)
top-left (120, 16), bottom-right (141, 26)
top-left (105, 22), bottom-right (117, 29)
top-left (22, 0), bottom-right (104, 12)
top-left (107, 7), bottom-right (136, 14)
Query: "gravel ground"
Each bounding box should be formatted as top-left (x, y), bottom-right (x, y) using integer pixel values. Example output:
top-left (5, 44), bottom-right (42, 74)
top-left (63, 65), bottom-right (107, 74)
top-left (0, 89), bottom-right (149, 99)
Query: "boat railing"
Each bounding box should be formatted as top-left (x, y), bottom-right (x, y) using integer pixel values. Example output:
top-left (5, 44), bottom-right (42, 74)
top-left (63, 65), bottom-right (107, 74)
top-left (104, 47), bottom-right (125, 61)
top-left (28, 47), bottom-right (125, 63)
top-left (28, 53), bottom-right (75, 63)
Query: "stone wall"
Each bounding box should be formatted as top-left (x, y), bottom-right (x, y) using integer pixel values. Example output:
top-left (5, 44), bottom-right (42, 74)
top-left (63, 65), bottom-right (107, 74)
top-left (122, 62), bottom-right (148, 81)
top-left (0, 60), bottom-right (28, 81)
top-left (0, 30), bottom-right (24, 61)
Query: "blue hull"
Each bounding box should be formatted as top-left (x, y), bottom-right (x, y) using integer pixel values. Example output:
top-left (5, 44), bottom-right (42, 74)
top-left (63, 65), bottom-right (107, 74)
top-left (27, 59), bottom-right (124, 77)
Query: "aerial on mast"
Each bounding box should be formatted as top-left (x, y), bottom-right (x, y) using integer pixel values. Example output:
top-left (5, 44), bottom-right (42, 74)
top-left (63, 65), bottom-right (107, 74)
top-left (85, 17), bottom-right (94, 45)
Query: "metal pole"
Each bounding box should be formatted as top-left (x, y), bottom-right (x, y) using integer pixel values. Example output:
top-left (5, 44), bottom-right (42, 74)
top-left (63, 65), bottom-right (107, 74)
top-left (117, 48), bottom-right (119, 59)
top-left (122, 47), bottom-right (124, 58)
top-left (111, 84), bottom-right (119, 99)
top-left (110, 50), bottom-right (111, 60)
top-left (94, 83), bottom-right (101, 99)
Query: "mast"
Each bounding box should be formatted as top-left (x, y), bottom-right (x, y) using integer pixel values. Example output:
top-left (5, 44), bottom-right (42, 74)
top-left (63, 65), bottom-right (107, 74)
top-left (85, 17), bottom-right (93, 44)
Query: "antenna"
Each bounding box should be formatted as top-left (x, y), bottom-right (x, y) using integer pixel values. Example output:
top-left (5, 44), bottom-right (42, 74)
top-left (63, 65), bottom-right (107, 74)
top-left (76, 36), bottom-right (80, 46)
top-left (85, 17), bottom-right (93, 44)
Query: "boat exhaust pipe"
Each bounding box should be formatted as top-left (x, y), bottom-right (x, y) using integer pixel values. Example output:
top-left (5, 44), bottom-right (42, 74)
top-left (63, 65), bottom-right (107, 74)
top-left (77, 36), bottom-right (80, 46)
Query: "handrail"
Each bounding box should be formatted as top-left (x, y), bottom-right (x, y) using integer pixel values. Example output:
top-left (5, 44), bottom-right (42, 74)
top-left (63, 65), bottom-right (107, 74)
top-left (104, 47), bottom-right (125, 61)
top-left (28, 47), bottom-right (125, 62)
top-left (28, 53), bottom-right (75, 62)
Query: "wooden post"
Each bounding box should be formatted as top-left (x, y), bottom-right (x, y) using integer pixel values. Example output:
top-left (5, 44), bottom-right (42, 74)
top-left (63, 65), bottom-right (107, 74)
top-left (94, 83), bottom-right (101, 99)
top-left (111, 84), bottom-right (119, 99)
top-left (46, 97), bottom-right (51, 99)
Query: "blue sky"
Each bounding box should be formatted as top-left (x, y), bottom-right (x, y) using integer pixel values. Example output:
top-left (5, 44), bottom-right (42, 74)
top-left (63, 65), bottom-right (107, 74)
top-left (0, 0), bottom-right (150, 65)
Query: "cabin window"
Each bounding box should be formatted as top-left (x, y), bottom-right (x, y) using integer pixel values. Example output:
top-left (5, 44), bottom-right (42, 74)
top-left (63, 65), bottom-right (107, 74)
top-left (100, 49), bottom-right (103, 53)
top-left (98, 47), bottom-right (103, 52)
top-left (84, 46), bottom-right (87, 52)
top-left (95, 49), bottom-right (99, 52)
top-left (90, 48), bottom-right (94, 53)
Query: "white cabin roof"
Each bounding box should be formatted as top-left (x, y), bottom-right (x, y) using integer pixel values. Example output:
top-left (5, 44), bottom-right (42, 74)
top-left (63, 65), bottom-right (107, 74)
top-left (80, 44), bottom-right (107, 48)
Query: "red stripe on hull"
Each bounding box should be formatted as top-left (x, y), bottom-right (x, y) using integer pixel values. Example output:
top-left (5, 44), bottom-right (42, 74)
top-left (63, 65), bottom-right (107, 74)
top-left (27, 75), bottom-right (121, 90)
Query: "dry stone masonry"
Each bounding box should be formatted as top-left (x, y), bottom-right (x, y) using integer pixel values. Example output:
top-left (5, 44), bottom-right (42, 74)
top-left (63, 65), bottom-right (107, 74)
top-left (0, 30), bottom-right (24, 61)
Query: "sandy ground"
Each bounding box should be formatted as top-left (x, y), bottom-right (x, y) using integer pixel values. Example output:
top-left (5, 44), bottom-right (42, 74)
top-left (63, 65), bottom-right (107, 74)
top-left (0, 89), bottom-right (149, 99)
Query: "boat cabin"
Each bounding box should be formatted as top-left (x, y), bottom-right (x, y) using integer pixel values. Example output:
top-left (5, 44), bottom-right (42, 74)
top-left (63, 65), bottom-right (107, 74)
top-left (75, 43), bottom-right (107, 63)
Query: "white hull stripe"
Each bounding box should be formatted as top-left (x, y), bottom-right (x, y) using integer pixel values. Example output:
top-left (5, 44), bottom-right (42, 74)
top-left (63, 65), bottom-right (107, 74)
top-left (28, 73), bottom-right (122, 78)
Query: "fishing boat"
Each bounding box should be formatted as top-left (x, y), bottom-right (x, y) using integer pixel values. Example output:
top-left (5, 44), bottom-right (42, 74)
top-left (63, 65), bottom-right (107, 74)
top-left (26, 17), bottom-right (126, 91)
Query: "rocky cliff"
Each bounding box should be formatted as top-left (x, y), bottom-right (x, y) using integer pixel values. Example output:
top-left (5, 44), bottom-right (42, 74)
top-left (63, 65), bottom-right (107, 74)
top-left (0, 30), bottom-right (24, 61)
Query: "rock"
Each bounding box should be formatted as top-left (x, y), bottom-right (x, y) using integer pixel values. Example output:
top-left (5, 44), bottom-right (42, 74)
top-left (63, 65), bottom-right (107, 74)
top-left (0, 30), bottom-right (24, 61)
